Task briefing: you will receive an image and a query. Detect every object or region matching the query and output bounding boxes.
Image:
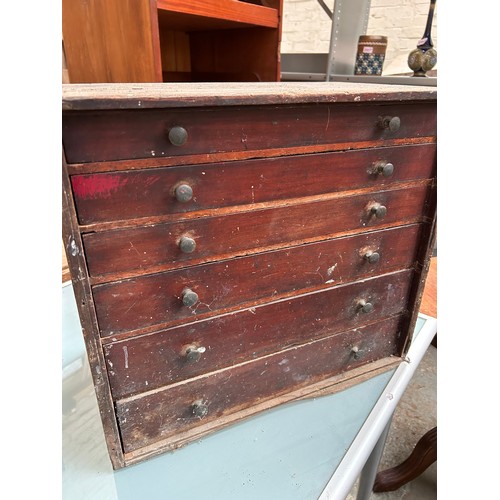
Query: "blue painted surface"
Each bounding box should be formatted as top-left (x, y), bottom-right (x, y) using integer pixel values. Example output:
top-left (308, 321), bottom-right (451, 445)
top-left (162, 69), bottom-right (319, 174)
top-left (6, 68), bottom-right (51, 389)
top-left (62, 284), bottom-right (423, 499)
top-left (61, 282), bottom-right (85, 369)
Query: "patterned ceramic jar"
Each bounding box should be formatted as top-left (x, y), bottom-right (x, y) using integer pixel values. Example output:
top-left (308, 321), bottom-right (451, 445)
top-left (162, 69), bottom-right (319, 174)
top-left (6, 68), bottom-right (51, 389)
top-left (354, 35), bottom-right (388, 76)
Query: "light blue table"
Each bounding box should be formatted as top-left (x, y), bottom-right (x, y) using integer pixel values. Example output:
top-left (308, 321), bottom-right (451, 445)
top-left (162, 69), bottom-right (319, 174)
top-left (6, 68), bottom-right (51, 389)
top-left (62, 282), bottom-right (436, 500)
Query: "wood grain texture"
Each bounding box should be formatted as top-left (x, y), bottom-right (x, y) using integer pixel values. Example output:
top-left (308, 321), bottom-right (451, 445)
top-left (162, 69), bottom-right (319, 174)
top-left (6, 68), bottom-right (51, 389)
top-left (70, 143), bottom-right (436, 225)
top-left (62, 83), bottom-right (437, 468)
top-left (123, 355), bottom-right (401, 465)
top-left (62, 102), bottom-right (436, 164)
top-left (62, 155), bottom-right (125, 469)
top-left (104, 270), bottom-right (412, 399)
top-left (93, 225), bottom-right (421, 338)
top-left (189, 27), bottom-right (280, 81)
top-left (116, 315), bottom-right (403, 453)
top-left (419, 256), bottom-right (437, 318)
top-left (62, 0), bottom-right (161, 83)
top-left (61, 82), bottom-right (436, 111)
top-left (82, 183), bottom-right (431, 282)
top-left (373, 426), bottom-right (437, 492)
top-left (157, 0), bottom-right (279, 28)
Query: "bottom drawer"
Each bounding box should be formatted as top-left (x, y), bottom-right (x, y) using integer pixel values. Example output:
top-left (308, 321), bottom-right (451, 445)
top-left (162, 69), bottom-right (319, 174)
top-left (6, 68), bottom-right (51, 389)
top-left (116, 314), bottom-right (403, 454)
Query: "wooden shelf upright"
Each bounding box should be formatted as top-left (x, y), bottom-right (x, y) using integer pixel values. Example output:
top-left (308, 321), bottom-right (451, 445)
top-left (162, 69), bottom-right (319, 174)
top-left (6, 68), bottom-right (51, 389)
top-left (62, 0), bottom-right (283, 83)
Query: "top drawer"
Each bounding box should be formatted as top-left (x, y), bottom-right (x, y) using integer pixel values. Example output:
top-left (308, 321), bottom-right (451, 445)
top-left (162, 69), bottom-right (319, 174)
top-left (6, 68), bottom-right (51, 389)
top-left (62, 102), bottom-right (437, 164)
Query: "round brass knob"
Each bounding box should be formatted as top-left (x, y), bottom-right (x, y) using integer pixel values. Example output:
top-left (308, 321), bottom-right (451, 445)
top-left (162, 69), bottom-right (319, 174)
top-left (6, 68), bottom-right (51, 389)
top-left (168, 126), bottom-right (188, 146)
top-left (185, 345), bottom-right (206, 363)
top-left (351, 346), bottom-right (363, 360)
top-left (364, 250), bottom-right (380, 264)
top-left (374, 160), bottom-right (394, 177)
top-left (378, 116), bottom-right (401, 132)
top-left (192, 400), bottom-right (208, 418)
top-left (174, 184), bottom-right (193, 203)
top-left (369, 203), bottom-right (387, 219)
top-left (179, 236), bottom-right (196, 254)
top-left (182, 288), bottom-right (199, 307)
top-left (357, 299), bottom-right (374, 314)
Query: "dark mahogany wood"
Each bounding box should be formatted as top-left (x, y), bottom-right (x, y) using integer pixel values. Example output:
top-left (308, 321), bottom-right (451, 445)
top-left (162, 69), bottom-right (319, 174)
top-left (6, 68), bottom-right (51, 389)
top-left (62, 102), bottom-right (436, 163)
top-left (62, 83), bottom-right (437, 468)
top-left (104, 269), bottom-right (412, 399)
top-left (116, 315), bottom-right (402, 453)
top-left (71, 143), bottom-right (436, 225)
top-left (62, 82), bottom-right (437, 112)
top-left (83, 182), bottom-right (431, 282)
top-left (94, 225), bottom-right (421, 337)
top-left (62, 155), bottom-right (125, 469)
top-left (373, 426), bottom-right (437, 492)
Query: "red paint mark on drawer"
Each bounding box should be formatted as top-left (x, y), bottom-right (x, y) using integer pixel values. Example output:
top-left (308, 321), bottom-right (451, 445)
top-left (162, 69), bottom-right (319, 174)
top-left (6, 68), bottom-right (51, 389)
top-left (71, 174), bottom-right (130, 199)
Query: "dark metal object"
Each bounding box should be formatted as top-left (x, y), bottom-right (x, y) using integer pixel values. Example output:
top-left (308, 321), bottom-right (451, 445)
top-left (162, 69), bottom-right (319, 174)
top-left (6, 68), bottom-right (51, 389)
top-left (364, 251), bottom-right (380, 264)
top-left (408, 0), bottom-right (437, 77)
top-left (185, 345), bottom-right (205, 363)
top-left (378, 116), bottom-right (401, 132)
top-left (179, 236), bottom-right (196, 253)
top-left (192, 400), bottom-right (209, 418)
top-left (373, 160), bottom-right (394, 177)
top-left (351, 346), bottom-right (363, 359)
top-left (182, 288), bottom-right (199, 307)
top-left (369, 203), bottom-right (387, 219)
top-left (357, 299), bottom-right (374, 314)
top-left (316, 0), bottom-right (333, 19)
top-left (168, 126), bottom-right (188, 146)
top-left (175, 184), bottom-right (193, 203)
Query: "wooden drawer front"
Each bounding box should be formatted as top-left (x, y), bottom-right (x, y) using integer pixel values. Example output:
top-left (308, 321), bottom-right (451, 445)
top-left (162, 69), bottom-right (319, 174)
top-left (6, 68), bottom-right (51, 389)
top-left (62, 103), bottom-right (436, 163)
top-left (83, 183), bottom-right (431, 281)
top-left (71, 144), bottom-right (436, 225)
top-left (115, 315), bottom-right (402, 453)
top-left (105, 269), bottom-right (412, 399)
top-left (94, 225), bottom-right (421, 337)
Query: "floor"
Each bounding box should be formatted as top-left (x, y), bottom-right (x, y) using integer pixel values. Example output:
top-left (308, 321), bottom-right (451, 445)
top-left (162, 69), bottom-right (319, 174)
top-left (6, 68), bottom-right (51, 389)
top-left (347, 257), bottom-right (437, 499)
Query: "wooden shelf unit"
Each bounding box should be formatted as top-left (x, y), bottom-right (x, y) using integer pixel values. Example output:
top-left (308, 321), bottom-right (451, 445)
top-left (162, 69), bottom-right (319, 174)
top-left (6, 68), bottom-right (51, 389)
top-left (62, 0), bottom-right (283, 83)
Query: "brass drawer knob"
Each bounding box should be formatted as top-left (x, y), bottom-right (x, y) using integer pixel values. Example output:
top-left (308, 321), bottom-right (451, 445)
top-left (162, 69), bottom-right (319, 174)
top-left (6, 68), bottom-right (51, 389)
top-left (378, 116), bottom-right (401, 132)
top-left (174, 183), bottom-right (193, 203)
top-left (182, 288), bottom-right (199, 307)
top-left (185, 345), bottom-right (206, 363)
top-left (357, 299), bottom-right (374, 314)
top-left (192, 400), bottom-right (209, 418)
top-left (351, 346), bottom-right (363, 360)
top-left (168, 126), bottom-right (188, 146)
top-left (179, 236), bottom-right (196, 254)
top-left (369, 202), bottom-right (387, 219)
top-left (374, 160), bottom-right (394, 177)
top-left (364, 250), bottom-right (380, 264)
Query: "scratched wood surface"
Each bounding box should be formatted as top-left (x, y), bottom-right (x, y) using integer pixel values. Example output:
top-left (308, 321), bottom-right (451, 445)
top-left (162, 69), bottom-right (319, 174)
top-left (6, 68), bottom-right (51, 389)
top-left (104, 270), bottom-right (412, 399)
top-left (61, 82), bottom-right (437, 110)
top-left (116, 315), bottom-right (403, 454)
top-left (93, 225), bottom-right (421, 338)
top-left (62, 84), bottom-right (437, 468)
top-left (62, 102), bottom-right (436, 164)
top-left (71, 144), bottom-right (436, 225)
top-left (82, 183), bottom-right (431, 282)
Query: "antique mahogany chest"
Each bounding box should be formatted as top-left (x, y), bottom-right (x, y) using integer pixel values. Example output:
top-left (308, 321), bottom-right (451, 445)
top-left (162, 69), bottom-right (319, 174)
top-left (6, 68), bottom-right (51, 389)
top-left (62, 82), bottom-right (437, 469)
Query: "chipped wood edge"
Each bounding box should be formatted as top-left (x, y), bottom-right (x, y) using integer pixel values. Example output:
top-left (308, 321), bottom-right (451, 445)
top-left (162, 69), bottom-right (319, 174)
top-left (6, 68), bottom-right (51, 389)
top-left (62, 82), bottom-right (437, 111)
top-left (62, 151), bottom-right (126, 469)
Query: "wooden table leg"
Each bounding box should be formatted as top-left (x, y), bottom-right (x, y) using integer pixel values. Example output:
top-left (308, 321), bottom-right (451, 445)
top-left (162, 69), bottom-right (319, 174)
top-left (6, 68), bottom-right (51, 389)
top-left (373, 426), bottom-right (437, 492)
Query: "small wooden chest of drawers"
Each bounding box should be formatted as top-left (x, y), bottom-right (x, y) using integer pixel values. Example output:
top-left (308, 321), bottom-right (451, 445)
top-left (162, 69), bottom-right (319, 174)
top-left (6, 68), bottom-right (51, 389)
top-left (62, 82), bottom-right (437, 469)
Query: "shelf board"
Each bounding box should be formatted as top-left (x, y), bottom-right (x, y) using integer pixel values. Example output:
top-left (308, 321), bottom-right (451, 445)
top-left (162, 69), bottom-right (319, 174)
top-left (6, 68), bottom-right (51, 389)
top-left (157, 0), bottom-right (279, 30)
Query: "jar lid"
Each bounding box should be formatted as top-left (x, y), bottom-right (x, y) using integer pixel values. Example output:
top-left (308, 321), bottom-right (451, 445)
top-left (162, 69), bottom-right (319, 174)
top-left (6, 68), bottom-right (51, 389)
top-left (358, 35), bottom-right (388, 44)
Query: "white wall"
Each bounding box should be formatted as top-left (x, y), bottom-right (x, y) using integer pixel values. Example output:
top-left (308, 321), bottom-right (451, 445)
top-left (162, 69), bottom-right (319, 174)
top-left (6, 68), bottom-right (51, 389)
top-left (281, 0), bottom-right (438, 75)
